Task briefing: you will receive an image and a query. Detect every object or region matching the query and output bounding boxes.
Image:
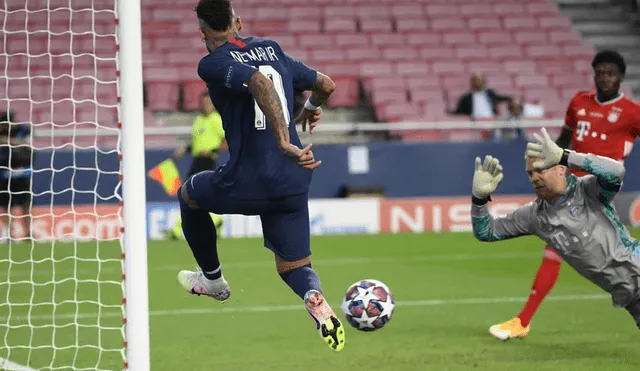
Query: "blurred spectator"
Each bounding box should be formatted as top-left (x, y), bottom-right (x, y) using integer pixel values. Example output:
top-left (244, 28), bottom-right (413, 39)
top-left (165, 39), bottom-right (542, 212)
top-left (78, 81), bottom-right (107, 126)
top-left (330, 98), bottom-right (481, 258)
top-left (491, 99), bottom-right (526, 142)
top-left (0, 110), bottom-right (33, 241)
top-left (450, 73), bottom-right (511, 119)
top-left (168, 92), bottom-right (225, 240)
top-left (490, 98), bottom-right (546, 142)
top-left (173, 91), bottom-right (227, 173)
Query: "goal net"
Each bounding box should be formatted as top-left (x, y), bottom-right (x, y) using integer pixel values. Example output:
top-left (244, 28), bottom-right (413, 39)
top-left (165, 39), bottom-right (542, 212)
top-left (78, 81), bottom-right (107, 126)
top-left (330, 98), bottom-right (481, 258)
top-left (1, 1), bottom-right (148, 370)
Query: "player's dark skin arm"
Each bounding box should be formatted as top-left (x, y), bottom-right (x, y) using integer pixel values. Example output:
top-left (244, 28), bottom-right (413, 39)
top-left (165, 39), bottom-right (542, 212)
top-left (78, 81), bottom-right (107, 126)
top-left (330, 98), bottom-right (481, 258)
top-left (555, 127), bottom-right (573, 149)
top-left (296, 73), bottom-right (336, 133)
top-left (308, 72), bottom-right (336, 107)
top-left (247, 71), bottom-right (290, 149)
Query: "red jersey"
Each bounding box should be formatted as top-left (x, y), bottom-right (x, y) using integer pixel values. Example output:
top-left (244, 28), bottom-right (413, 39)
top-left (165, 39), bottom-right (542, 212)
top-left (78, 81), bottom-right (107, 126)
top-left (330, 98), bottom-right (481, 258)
top-left (565, 91), bottom-right (640, 176)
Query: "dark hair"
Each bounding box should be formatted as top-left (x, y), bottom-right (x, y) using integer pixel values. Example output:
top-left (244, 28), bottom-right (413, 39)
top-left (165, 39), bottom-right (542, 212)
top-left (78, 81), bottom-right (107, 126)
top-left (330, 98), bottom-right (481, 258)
top-left (195, 0), bottom-right (233, 32)
top-left (592, 50), bottom-right (626, 75)
top-left (0, 111), bottom-right (13, 124)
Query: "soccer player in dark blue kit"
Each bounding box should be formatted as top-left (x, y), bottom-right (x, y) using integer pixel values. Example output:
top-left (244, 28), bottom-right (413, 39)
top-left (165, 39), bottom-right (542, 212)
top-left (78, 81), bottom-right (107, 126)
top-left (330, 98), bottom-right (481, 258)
top-left (176, 0), bottom-right (345, 352)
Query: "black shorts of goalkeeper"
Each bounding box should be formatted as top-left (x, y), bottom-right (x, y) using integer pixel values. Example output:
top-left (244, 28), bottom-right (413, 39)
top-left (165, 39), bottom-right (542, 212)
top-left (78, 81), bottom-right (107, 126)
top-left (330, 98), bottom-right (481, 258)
top-left (0, 169), bottom-right (32, 210)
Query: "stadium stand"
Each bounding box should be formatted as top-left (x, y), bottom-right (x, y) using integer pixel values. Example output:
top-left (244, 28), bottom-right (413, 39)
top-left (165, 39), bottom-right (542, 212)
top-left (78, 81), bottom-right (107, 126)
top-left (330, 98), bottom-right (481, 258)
top-left (0, 0), bottom-right (634, 143)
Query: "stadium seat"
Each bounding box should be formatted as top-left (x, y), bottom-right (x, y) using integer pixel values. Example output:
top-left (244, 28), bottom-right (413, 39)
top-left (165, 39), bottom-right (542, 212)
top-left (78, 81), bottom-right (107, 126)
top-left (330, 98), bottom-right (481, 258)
top-left (431, 18), bottom-right (467, 31)
top-left (468, 18), bottom-right (503, 32)
top-left (406, 33), bottom-right (442, 46)
top-left (420, 47), bottom-right (456, 60)
top-left (355, 6), bottom-right (390, 19)
top-left (515, 75), bottom-right (550, 89)
top-left (391, 4), bottom-right (425, 18)
top-left (538, 16), bottom-right (572, 31)
top-left (493, 4), bottom-right (526, 16)
top-left (396, 20), bottom-right (429, 33)
top-left (323, 63), bottom-right (361, 78)
top-left (383, 47), bottom-right (419, 61)
top-left (395, 62), bottom-right (429, 76)
top-left (424, 5), bottom-right (459, 17)
top-left (327, 78), bottom-right (360, 108)
top-left (504, 61), bottom-right (538, 74)
top-left (466, 61), bottom-right (503, 74)
top-left (346, 48), bottom-right (382, 62)
top-left (370, 34), bottom-right (405, 47)
top-left (182, 80), bottom-right (208, 112)
top-left (360, 62), bottom-right (394, 77)
top-left (379, 102), bottom-right (422, 122)
top-left (146, 82), bottom-right (180, 112)
top-left (371, 90), bottom-right (408, 105)
top-left (324, 19), bottom-right (358, 33)
top-left (310, 49), bottom-right (346, 63)
top-left (334, 34), bottom-right (369, 47)
top-left (409, 88), bottom-right (445, 105)
top-left (288, 7), bottom-right (321, 19)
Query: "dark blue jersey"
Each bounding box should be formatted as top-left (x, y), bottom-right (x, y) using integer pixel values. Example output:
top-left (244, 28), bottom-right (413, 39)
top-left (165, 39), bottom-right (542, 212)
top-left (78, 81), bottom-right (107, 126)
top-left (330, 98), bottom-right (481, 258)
top-left (0, 124), bottom-right (32, 180)
top-left (198, 36), bottom-right (318, 200)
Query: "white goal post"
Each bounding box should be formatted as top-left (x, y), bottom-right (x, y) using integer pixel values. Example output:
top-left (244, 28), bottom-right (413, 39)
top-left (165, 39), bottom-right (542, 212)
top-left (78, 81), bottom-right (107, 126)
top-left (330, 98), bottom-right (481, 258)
top-left (0, 1), bottom-right (149, 370)
top-left (118, 0), bottom-right (151, 370)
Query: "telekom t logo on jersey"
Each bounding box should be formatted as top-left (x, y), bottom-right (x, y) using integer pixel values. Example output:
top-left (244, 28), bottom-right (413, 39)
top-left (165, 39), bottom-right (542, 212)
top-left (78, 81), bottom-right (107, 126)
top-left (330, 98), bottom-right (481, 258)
top-left (575, 120), bottom-right (591, 142)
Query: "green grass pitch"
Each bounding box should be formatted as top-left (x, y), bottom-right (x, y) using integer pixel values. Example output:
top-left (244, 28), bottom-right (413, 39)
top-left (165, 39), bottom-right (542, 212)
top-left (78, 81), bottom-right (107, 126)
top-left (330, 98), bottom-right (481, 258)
top-left (1, 230), bottom-right (639, 370)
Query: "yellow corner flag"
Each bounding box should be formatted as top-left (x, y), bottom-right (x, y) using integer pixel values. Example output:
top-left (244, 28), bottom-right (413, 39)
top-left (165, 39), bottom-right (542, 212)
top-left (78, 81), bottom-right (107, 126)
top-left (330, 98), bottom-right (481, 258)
top-left (148, 158), bottom-right (182, 196)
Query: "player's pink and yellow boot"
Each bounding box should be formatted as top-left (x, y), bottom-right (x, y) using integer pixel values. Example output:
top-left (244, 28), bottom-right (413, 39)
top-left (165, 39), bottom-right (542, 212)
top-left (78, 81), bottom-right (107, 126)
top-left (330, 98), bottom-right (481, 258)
top-left (304, 290), bottom-right (345, 352)
top-left (489, 317), bottom-right (530, 340)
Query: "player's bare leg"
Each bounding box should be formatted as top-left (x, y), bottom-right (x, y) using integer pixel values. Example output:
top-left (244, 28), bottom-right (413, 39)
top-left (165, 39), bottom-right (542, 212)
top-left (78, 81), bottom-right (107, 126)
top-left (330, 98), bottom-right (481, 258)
top-left (277, 256), bottom-right (345, 352)
top-left (21, 203), bottom-right (32, 242)
top-left (176, 183), bottom-right (230, 302)
top-left (7, 207), bottom-right (20, 242)
top-left (0, 209), bottom-right (8, 242)
top-left (489, 247), bottom-right (561, 340)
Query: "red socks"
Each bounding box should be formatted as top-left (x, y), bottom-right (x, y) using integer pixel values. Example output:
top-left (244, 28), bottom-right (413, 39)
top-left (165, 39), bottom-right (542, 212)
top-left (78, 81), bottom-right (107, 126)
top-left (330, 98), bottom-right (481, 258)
top-left (518, 247), bottom-right (562, 327)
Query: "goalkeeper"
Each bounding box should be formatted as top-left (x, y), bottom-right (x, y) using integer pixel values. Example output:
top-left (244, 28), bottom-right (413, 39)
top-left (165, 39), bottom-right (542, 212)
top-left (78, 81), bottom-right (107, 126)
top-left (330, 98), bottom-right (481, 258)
top-left (471, 128), bottom-right (640, 332)
top-left (0, 111), bottom-right (33, 242)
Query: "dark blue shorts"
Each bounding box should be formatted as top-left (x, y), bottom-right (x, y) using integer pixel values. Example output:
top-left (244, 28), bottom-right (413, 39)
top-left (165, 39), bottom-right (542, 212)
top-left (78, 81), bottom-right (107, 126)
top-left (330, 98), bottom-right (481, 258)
top-left (184, 171), bottom-right (311, 262)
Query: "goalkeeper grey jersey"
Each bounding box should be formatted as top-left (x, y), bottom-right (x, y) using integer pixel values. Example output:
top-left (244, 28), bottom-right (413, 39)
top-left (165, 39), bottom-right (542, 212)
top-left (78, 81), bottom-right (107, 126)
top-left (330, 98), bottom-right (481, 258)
top-left (471, 152), bottom-right (640, 308)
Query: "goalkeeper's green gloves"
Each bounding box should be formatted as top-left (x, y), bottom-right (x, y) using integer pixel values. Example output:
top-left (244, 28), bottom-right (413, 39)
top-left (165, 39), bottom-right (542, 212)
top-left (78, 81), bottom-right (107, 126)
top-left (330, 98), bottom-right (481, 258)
top-left (525, 128), bottom-right (567, 169)
top-left (472, 155), bottom-right (504, 200)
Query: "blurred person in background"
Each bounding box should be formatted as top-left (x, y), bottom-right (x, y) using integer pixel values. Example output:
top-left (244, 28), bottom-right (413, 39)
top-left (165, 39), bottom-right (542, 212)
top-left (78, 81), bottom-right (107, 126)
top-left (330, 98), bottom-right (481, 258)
top-left (491, 98), bottom-right (545, 142)
top-left (168, 91), bottom-right (226, 239)
top-left (491, 98), bottom-right (526, 142)
top-left (450, 73), bottom-right (512, 119)
top-left (0, 110), bottom-right (33, 242)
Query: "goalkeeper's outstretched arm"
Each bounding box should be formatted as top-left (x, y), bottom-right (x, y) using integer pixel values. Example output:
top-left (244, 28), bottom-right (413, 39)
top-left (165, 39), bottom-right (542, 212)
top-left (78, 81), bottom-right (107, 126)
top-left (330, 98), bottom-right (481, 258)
top-left (470, 155), bottom-right (536, 242)
top-left (471, 199), bottom-right (536, 242)
top-left (560, 150), bottom-right (626, 203)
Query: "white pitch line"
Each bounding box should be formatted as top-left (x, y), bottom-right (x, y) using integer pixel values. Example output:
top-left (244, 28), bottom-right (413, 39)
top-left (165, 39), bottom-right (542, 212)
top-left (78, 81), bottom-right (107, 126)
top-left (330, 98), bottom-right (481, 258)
top-left (0, 356), bottom-right (37, 371)
top-left (158, 251), bottom-right (545, 271)
top-left (0, 293), bottom-right (609, 323)
top-left (0, 251), bottom-right (545, 278)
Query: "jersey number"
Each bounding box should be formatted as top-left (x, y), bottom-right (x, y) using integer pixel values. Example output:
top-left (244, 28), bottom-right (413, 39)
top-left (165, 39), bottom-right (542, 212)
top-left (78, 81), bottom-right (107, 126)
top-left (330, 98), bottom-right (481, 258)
top-left (253, 65), bottom-right (289, 130)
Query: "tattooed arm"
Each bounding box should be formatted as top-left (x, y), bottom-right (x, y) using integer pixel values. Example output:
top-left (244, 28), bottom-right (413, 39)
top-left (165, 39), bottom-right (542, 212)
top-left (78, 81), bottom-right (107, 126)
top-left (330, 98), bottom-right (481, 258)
top-left (247, 72), bottom-right (290, 150)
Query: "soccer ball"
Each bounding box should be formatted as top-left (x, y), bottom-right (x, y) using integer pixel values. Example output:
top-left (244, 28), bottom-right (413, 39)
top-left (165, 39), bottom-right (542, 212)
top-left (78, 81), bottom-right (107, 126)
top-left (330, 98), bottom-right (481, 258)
top-left (341, 279), bottom-right (395, 332)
